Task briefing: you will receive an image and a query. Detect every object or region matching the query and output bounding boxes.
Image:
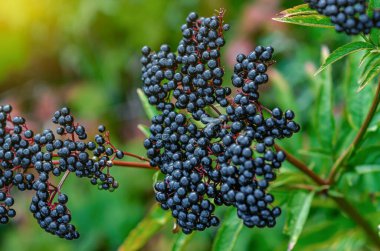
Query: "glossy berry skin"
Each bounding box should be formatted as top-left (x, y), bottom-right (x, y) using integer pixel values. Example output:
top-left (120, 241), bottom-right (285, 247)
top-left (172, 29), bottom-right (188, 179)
top-left (0, 105), bottom-right (125, 239)
top-left (141, 11), bottom-right (300, 234)
top-left (304, 0), bottom-right (379, 35)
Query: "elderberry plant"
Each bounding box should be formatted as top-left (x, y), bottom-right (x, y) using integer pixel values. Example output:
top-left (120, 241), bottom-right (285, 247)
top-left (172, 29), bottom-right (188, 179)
top-left (141, 10), bottom-right (300, 234)
top-left (1, 3), bottom-right (380, 250)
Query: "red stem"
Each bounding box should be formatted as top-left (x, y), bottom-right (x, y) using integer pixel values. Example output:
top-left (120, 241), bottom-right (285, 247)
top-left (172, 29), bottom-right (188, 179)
top-left (112, 160), bottom-right (158, 170)
top-left (122, 152), bottom-right (150, 162)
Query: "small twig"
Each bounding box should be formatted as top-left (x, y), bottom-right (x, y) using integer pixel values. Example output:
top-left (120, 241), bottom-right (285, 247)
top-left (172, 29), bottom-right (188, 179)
top-left (210, 105), bottom-right (222, 115)
top-left (113, 161), bottom-right (158, 170)
top-left (257, 102), bottom-right (272, 114)
top-left (123, 152), bottom-right (150, 162)
top-left (57, 170), bottom-right (70, 191)
top-left (275, 144), bottom-right (328, 185)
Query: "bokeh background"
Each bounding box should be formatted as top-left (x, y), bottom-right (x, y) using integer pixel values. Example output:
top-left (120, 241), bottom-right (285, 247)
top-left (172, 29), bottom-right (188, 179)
top-left (0, 0), bottom-right (353, 250)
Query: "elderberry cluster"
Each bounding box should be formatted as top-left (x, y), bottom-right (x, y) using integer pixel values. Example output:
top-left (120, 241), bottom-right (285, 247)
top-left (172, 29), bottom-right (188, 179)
top-left (141, 11), bottom-right (300, 234)
top-left (30, 177), bottom-right (79, 239)
top-left (0, 105), bottom-right (35, 224)
top-left (305, 0), bottom-right (380, 35)
top-left (0, 105), bottom-right (125, 239)
top-left (141, 11), bottom-right (232, 121)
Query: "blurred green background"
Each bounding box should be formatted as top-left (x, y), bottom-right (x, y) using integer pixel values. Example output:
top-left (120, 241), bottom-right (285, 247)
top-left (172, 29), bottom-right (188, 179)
top-left (0, 0), bottom-right (360, 250)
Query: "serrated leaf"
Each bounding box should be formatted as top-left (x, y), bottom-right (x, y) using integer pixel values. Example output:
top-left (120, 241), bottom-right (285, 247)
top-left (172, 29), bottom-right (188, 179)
top-left (172, 232), bottom-right (194, 251)
top-left (273, 4), bottom-right (334, 28)
top-left (315, 41), bottom-right (374, 75)
top-left (118, 204), bottom-right (171, 251)
top-left (137, 88), bottom-right (159, 119)
top-left (137, 124), bottom-right (150, 137)
top-left (284, 191), bottom-right (315, 251)
top-left (359, 65), bottom-right (380, 91)
top-left (212, 208), bottom-right (243, 251)
top-left (358, 53), bottom-right (380, 91)
top-left (314, 47), bottom-right (335, 152)
top-left (359, 51), bottom-right (372, 67)
top-left (360, 53), bottom-right (380, 80)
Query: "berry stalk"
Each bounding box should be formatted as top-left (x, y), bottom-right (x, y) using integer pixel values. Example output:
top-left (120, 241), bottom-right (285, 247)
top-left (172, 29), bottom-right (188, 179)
top-left (274, 144), bottom-right (328, 186)
top-left (113, 161), bottom-right (158, 170)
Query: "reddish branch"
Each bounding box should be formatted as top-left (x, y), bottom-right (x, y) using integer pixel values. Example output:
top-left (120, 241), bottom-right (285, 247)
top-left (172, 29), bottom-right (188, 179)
top-left (275, 145), bottom-right (328, 186)
top-left (113, 160), bottom-right (158, 170)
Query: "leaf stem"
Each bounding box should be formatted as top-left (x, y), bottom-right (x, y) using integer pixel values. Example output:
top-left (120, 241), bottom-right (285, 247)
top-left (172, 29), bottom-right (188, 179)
top-left (210, 104), bottom-right (222, 115)
top-left (113, 160), bottom-right (158, 170)
top-left (330, 196), bottom-right (380, 248)
top-left (275, 144), bottom-right (328, 185)
top-left (327, 79), bottom-right (380, 184)
top-left (279, 146), bottom-right (380, 248)
top-left (58, 170), bottom-right (71, 191)
top-left (122, 151), bottom-right (150, 162)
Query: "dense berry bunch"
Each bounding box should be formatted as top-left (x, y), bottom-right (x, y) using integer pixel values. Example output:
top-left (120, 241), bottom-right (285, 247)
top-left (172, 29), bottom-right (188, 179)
top-left (30, 179), bottom-right (79, 239)
top-left (0, 105), bottom-right (125, 239)
top-left (305, 0), bottom-right (380, 35)
top-left (142, 11), bottom-right (300, 234)
top-left (49, 107), bottom-right (123, 190)
top-left (141, 10), bottom-right (232, 120)
top-left (0, 105), bottom-right (35, 224)
top-left (145, 105), bottom-right (220, 233)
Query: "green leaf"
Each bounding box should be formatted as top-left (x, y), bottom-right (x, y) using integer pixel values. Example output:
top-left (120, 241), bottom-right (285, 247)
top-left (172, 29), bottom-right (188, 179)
top-left (276, 4), bottom-right (315, 15)
top-left (137, 88), bottom-right (159, 119)
top-left (270, 69), bottom-right (299, 114)
top-left (355, 165), bottom-right (380, 174)
top-left (118, 204), bottom-right (171, 251)
top-left (298, 148), bottom-right (333, 159)
top-left (359, 65), bottom-right (380, 91)
top-left (273, 4), bottom-right (334, 28)
top-left (212, 208), bottom-right (243, 251)
top-left (137, 124), bottom-right (150, 138)
top-left (359, 53), bottom-right (380, 91)
top-left (152, 170), bottom-right (160, 185)
top-left (172, 232), bottom-right (194, 251)
top-left (359, 50), bottom-right (372, 67)
top-left (315, 41), bottom-right (374, 75)
top-left (344, 52), bottom-right (373, 129)
top-left (284, 191), bottom-right (315, 251)
top-left (369, 0), bottom-right (380, 45)
top-left (314, 47), bottom-right (335, 152)
top-left (360, 52), bottom-right (380, 79)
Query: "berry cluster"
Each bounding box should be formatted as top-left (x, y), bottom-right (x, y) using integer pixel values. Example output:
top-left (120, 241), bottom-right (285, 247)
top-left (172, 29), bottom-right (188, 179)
top-left (0, 105), bottom-right (125, 239)
top-left (30, 179), bottom-right (79, 239)
top-left (141, 11), bottom-right (231, 121)
top-left (141, 11), bottom-right (300, 234)
top-left (0, 105), bottom-right (35, 224)
top-left (305, 0), bottom-right (380, 35)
